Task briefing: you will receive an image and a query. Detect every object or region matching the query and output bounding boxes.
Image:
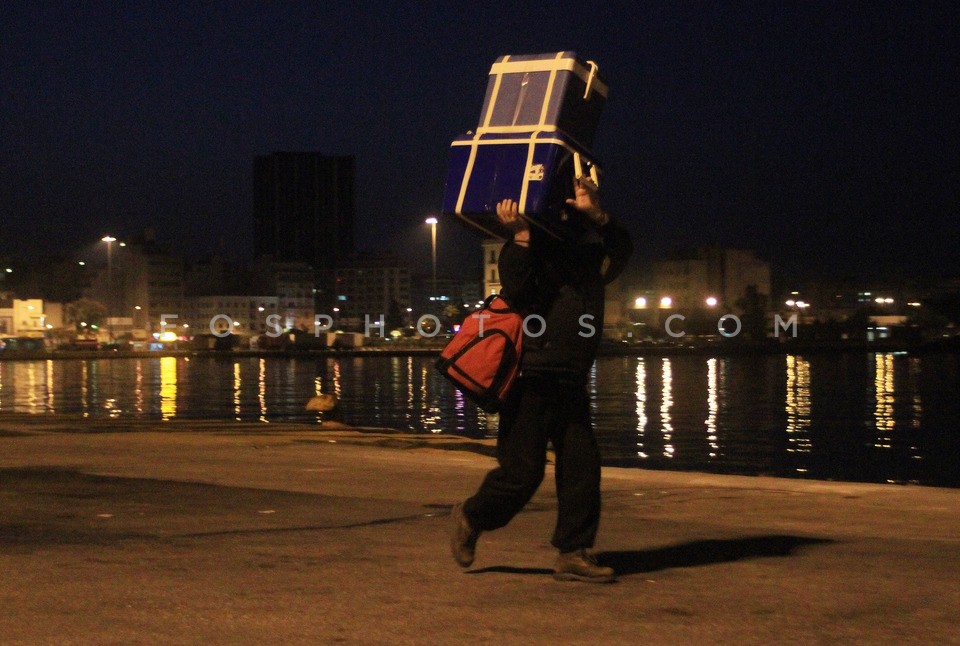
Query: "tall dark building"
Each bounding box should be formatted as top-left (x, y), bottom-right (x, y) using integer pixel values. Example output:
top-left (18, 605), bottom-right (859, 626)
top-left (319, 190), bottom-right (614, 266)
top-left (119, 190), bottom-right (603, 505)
top-left (253, 152), bottom-right (355, 269)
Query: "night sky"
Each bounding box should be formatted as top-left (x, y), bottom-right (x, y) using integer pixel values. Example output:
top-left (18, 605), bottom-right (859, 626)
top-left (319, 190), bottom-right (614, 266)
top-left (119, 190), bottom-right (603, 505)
top-left (2, 1), bottom-right (957, 284)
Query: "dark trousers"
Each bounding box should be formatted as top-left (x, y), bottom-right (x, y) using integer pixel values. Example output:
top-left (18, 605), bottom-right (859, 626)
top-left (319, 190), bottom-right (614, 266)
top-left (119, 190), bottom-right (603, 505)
top-left (462, 375), bottom-right (601, 552)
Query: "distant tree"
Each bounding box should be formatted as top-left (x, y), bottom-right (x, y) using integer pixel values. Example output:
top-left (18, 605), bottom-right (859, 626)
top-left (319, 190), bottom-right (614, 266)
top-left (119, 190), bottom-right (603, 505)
top-left (735, 285), bottom-right (768, 341)
top-left (441, 303), bottom-right (463, 332)
top-left (386, 299), bottom-right (403, 330)
top-left (65, 299), bottom-right (107, 332)
top-left (907, 304), bottom-right (951, 340)
top-left (841, 308), bottom-right (872, 341)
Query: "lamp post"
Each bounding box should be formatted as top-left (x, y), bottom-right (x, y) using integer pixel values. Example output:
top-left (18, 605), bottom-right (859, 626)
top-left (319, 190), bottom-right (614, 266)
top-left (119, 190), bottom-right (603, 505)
top-left (101, 235), bottom-right (116, 342)
top-left (425, 217), bottom-right (438, 304)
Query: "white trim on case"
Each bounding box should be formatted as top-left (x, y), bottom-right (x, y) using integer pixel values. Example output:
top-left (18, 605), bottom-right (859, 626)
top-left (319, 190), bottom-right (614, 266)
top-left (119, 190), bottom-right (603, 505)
top-left (537, 52), bottom-right (564, 127)
top-left (518, 129), bottom-right (545, 214)
top-left (487, 56), bottom-right (608, 97)
top-left (476, 124), bottom-right (560, 134)
top-left (454, 139), bottom-right (481, 213)
top-left (481, 54), bottom-right (510, 128)
top-left (450, 136), bottom-right (577, 149)
top-left (451, 132), bottom-right (601, 241)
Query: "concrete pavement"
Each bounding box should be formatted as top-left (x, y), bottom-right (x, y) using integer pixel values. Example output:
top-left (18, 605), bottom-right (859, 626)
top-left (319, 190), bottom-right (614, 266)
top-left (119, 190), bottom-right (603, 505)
top-left (1, 414), bottom-right (959, 645)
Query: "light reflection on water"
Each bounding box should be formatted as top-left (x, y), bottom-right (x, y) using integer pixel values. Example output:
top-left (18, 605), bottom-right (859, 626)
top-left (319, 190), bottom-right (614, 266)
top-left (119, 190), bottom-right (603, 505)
top-left (874, 353), bottom-right (894, 449)
top-left (786, 355), bottom-right (812, 472)
top-left (705, 358), bottom-right (719, 458)
top-left (160, 356), bottom-right (177, 421)
top-left (0, 353), bottom-right (958, 486)
top-left (635, 359), bottom-right (647, 458)
top-left (660, 358), bottom-right (674, 458)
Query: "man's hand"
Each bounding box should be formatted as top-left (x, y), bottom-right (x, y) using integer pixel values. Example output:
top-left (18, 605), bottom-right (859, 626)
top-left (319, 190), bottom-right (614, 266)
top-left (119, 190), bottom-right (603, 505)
top-left (496, 199), bottom-right (530, 246)
top-left (565, 181), bottom-right (609, 226)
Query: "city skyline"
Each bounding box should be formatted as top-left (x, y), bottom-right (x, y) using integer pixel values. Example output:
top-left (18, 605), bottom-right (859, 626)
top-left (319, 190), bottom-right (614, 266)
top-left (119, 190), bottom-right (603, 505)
top-left (2, 2), bottom-right (958, 282)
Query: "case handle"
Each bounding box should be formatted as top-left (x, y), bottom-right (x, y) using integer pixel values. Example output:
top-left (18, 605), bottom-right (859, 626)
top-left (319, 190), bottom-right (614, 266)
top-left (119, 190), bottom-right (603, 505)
top-left (583, 60), bottom-right (599, 100)
top-left (573, 152), bottom-right (600, 192)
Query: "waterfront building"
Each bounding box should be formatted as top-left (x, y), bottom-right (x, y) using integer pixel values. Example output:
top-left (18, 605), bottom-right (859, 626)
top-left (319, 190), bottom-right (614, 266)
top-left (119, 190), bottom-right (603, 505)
top-left (87, 232), bottom-right (184, 337)
top-left (251, 260), bottom-right (317, 332)
top-left (652, 247), bottom-right (771, 312)
top-left (0, 298), bottom-right (47, 337)
top-left (184, 295), bottom-right (280, 338)
top-left (481, 238), bottom-right (503, 298)
top-left (411, 275), bottom-right (483, 318)
top-left (319, 253), bottom-right (411, 331)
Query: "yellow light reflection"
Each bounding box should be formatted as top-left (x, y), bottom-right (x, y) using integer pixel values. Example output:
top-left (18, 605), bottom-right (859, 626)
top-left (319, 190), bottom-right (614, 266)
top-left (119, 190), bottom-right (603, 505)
top-left (81, 361), bottom-right (89, 418)
top-left (706, 358), bottom-right (719, 458)
top-left (636, 359), bottom-right (647, 458)
top-left (874, 353), bottom-right (894, 449)
top-left (258, 358), bottom-right (268, 422)
top-left (233, 362), bottom-right (242, 421)
top-left (785, 355), bottom-right (812, 460)
top-left (46, 360), bottom-right (55, 412)
top-left (103, 397), bottom-right (120, 418)
top-left (159, 356), bottom-right (177, 420)
top-left (135, 360), bottom-right (144, 415)
top-left (332, 360), bottom-right (342, 399)
top-left (25, 362), bottom-right (38, 413)
top-left (407, 356), bottom-right (414, 416)
top-left (661, 358), bottom-right (674, 458)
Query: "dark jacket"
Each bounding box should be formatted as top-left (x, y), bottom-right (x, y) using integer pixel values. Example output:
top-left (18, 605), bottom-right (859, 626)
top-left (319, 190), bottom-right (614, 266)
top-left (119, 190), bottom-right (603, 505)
top-left (498, 215), bottom-right (633, 380)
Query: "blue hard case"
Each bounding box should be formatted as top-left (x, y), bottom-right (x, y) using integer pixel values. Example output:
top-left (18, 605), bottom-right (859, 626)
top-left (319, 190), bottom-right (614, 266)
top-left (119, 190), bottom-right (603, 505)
top-left (441, 51), bottom-right (608, 240)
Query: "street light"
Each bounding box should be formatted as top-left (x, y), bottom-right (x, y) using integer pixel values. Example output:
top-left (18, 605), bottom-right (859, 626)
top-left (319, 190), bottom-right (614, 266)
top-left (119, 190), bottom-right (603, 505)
top-left (425, 217), bottom-right (438, 302)
top-left (102, 236), bottom-right (116, 342)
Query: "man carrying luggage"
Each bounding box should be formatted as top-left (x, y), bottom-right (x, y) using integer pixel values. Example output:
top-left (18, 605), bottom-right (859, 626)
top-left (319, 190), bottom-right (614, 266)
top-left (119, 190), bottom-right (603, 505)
top-left (450, 180), bottom-right (633, 582)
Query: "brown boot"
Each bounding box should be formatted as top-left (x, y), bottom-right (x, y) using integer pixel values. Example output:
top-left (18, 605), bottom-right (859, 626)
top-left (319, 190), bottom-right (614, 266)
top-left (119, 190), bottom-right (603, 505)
top-left (450, 503), bottom-right (481, 567)
top-left (553, 548), bottom-right (616, 583)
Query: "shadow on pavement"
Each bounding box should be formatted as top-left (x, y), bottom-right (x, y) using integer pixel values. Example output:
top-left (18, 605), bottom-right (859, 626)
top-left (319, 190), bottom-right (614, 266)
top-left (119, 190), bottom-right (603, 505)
top-left (599, 535), bottom-right (835, 575)
top-left (467, 535), bottom-right (834, 577)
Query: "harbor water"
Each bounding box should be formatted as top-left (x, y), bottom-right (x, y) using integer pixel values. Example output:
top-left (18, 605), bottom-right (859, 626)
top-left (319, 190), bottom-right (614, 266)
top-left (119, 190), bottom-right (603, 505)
top-left (1, 353), bottom-right (958, 487)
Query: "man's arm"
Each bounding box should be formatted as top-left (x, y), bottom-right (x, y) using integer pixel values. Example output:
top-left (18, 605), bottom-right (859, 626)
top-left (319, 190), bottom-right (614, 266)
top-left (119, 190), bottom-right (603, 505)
top-left (566, 181), bottom-right (633, 282)
top-left (495, 199), bottom-right (540, 306)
